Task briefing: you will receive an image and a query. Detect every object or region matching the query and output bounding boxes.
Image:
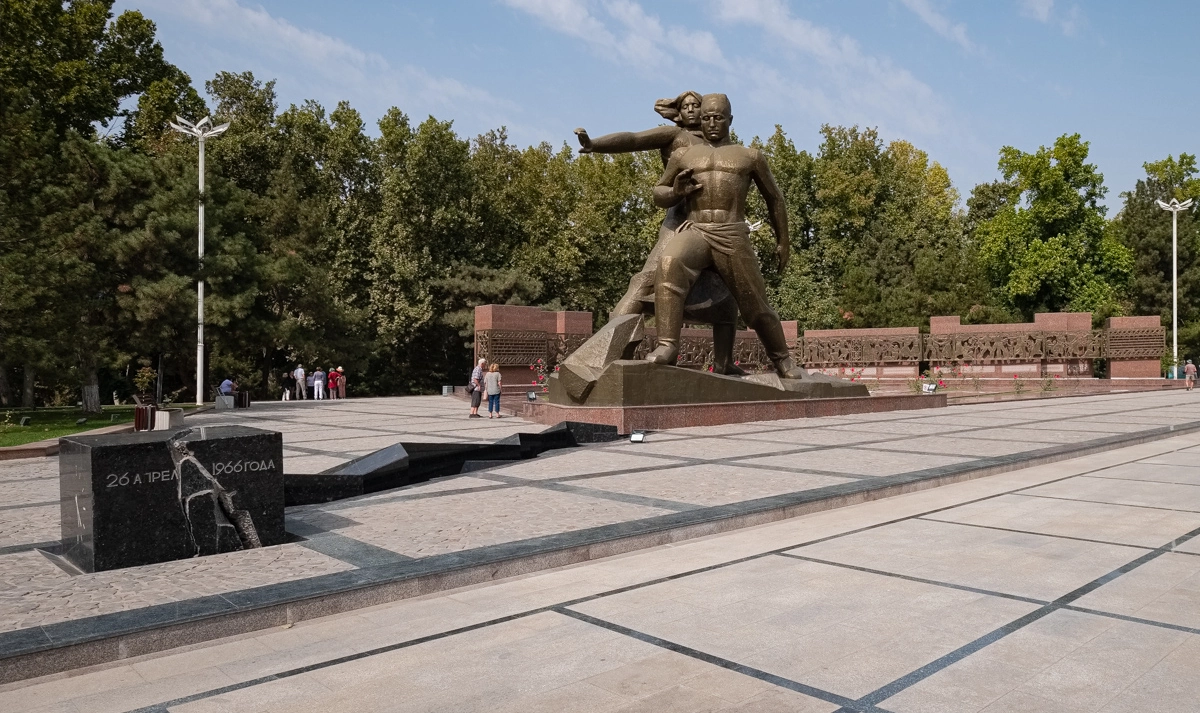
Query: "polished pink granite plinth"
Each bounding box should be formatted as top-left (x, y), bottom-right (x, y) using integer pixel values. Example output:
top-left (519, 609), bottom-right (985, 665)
top-left (522, 393), bottom-right (946, 433)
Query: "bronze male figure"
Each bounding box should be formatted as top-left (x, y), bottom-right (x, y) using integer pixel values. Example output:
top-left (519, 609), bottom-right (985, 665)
top-left (575, 92), bottom-right (744, 375)
top-left (650, 93), bottom-right (804, 379)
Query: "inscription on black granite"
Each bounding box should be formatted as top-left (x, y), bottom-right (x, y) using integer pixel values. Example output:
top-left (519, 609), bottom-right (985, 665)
top-left (58, 425), bottom-right (285, 573)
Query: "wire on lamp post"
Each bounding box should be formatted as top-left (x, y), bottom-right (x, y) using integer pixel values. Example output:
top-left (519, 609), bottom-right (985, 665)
top-left (1155, 197), bottom-right (1195, 380)
top-left (168, 116), bottom-right (230, 405)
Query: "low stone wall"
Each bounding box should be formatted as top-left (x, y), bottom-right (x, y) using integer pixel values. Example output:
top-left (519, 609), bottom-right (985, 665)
top-left (472, 306), bottom-right (1167, 381)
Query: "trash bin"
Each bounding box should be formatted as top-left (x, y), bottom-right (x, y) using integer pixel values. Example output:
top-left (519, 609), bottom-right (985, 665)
top-left (236, 391), bottom-right (252, 408)
top-left (442, 385), bottom-right (455, 396)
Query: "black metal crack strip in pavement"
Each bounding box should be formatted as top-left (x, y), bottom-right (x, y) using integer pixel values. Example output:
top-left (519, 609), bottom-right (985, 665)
top-left (830, 521), bottom-right (1200, 712)
top-left (114, 438), bottom-right (1199, 713)
top-left (553, 607), bottom-right (893, 713)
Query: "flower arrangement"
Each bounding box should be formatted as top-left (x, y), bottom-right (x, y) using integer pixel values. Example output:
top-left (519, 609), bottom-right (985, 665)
top-left (529, 359), bottom-right (557, 393)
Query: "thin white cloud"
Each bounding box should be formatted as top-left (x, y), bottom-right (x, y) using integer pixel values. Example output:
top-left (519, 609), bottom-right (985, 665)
top-left (502, 0), bottom-right (726, 69)
top-left (140, 0), bottom-right (517, 120)
top-left (1019, 0), bottom-right (1081, 36)
top-left (1019, 0), bottom-right (1053, 23)
top-left (898, 0), bottom-right (974, 51)
top-left (712, 0), bottom-right (948, 136)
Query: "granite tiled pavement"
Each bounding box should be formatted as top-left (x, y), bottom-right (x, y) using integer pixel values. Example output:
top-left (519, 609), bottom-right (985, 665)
top-left (3, 426), bottom-right (1200, 711)
top-left (185, 396), bottom-right (545, 475)
top-left (2, 391), bottom-right (1200, 674)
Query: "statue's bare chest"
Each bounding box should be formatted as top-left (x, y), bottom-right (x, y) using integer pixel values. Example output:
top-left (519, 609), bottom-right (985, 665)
top-left (684, 145), bottom-right (753, 174)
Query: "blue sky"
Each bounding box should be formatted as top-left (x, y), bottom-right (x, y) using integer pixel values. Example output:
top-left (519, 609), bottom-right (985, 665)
top-left (114, 0), bottom-right (1199, 208)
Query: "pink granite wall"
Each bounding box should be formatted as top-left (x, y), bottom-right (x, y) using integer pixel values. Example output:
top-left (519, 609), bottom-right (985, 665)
top-left (472, 306), bottom-right (1166, 383)
top-left (474, 305), bottom-right (593, 390)
top-left (802, 326), bottom-right (921, 379)
top-left (1106, 315), bottom-right (1164, 378)
top-left (927, 312), bottom-right (1094, 377)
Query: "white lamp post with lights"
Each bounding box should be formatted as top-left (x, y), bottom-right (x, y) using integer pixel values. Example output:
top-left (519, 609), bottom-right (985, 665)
top-left (1155, 197), bottom-right (1194, 379)
top-left (168, 116), bottom-right (230, 405)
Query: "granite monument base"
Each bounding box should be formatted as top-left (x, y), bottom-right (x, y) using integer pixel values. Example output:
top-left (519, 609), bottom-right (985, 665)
top-left (548, 359), bottom-right (870, 407)
top-left (525, 392), bottom-right (944, 433)
top-left (58, 426), bottom-right (285, 573)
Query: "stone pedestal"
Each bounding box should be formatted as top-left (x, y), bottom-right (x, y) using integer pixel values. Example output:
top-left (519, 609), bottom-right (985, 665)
top-left (549, 360), bottom-right (869, 407)
top-left (58, 426), bottom-right (285, 573)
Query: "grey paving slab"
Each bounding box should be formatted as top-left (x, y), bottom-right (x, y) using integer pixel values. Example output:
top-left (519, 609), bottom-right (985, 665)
top-left (0, 544), bottom-right (353, 633)
top-left (882, 610), bottom-right (1188, 713)
top-left (1021, 476), bottom-right (1200, 513)
top-left (1071, 552), bottom-right (1200, 630)
top-left (319, 485), bottom-right (675, 558)
top-left (576, 464), bottom-right (855, 508)
top-left (787, 518), bottom-right (1140, 601)
top-left (923, 493), bottom-right (1200, 548)
top-left (570, 556), bottom-right (1039, 701)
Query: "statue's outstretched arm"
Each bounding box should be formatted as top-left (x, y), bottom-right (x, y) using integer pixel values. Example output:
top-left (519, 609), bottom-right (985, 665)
top-left (751, 149), bottom-right (790, 270)
top-left (575, 125), bottom-right (679, 154)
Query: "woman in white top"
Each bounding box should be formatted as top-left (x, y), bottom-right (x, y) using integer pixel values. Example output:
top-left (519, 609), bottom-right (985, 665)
top-left (484, 363), bottom-right (503, 418)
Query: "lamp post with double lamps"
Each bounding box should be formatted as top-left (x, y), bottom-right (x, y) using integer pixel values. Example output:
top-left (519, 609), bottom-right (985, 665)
top-left (1155, 197), bottom-right (1195, 379)
top-left (168, 116), bottom-right (230, 405)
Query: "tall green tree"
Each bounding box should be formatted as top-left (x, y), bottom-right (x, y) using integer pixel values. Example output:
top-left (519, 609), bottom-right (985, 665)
top-left (1, 0), bottom-right (182, 410)
top-left (976, 134), bottom-right (1133, 321)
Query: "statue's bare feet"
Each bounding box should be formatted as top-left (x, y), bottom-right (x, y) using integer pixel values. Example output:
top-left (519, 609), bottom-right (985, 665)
top-left (646, 344), bottom-right (679, 365)
top-left (713, 362), bottom-right (747, 376)
top-left (773, 357), bottom-right (805, 380)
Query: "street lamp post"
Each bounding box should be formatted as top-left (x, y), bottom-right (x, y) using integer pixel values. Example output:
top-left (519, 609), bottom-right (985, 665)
top-left (168, 116), bottom-right (229, 405)
top-left (1155, 197), bottom-right (1195, 379)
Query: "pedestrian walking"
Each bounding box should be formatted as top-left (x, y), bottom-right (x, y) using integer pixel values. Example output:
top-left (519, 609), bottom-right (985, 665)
top-left (1186, 359), bottom-right (1196, 391)
top-left (281, 371), bottom-right (293, 400)
top-left (484, 363), bottom-right (503, 418)
top-left (327, 367), bottom-right (340, 400)
top-left (469, 358), bottom-right (485, 418)
top-left (336, 366), bottom-right (347, 399)
top-left (293, 364), bottom-right (307, 400)
top-left (313, 368), bottom-right (326, 400)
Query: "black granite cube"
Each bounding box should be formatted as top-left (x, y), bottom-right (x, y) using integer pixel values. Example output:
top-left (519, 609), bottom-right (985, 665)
top-left (58, 425), bottom-right (285, 572)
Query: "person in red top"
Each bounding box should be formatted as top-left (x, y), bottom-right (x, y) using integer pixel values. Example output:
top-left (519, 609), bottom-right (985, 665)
top-left (327, 367), bottom-right (340, 399)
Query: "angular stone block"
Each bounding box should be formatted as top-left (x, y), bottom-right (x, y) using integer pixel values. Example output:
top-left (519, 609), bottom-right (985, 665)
top-left (58, 426), bottom-right (285, 573)
top-left (563, 314), bottom-right (645, 369)
top-left (557, 314), bottom-right (645, 401)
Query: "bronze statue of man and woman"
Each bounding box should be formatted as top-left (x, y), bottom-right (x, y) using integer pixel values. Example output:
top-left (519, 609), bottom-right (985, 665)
top-left (575, 92), bottom-right (804, 380)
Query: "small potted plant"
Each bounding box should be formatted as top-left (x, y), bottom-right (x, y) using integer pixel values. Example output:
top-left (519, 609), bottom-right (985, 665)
top-left (132, 365), bottom-right (158, 407)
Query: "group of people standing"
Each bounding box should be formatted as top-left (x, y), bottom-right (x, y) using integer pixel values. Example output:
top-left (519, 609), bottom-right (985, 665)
top-left (283, 365), bottom-right (347, 401)
top-left (467, 358), bottom-right (503, 418)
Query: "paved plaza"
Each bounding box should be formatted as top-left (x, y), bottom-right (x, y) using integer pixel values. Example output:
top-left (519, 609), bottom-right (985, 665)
top-left (1, 391), bottom-right (1200, 710)
top-left (187, 397), bottom-right (541, 474)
